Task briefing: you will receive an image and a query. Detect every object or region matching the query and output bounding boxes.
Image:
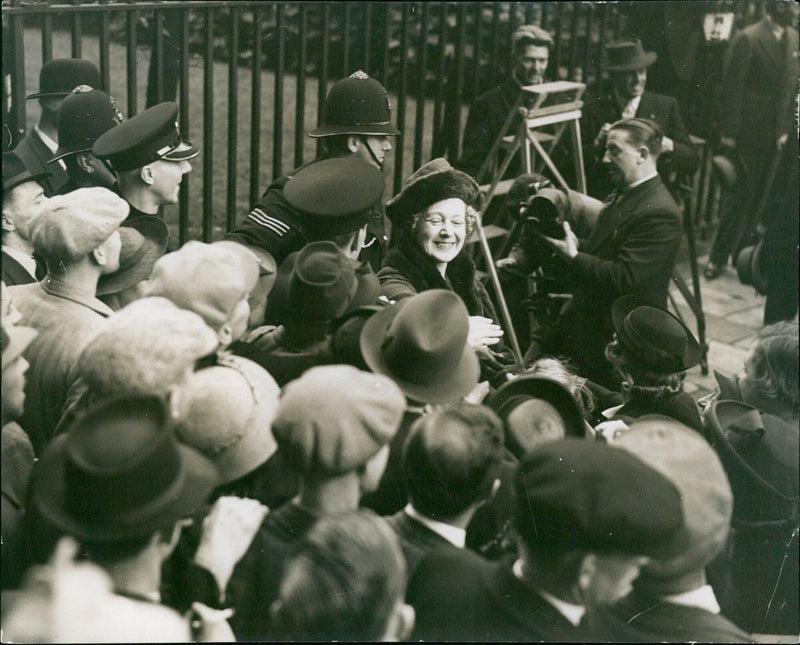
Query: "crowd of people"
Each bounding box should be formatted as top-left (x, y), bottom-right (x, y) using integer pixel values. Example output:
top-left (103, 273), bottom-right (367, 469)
top-left (1, 2), bottom-right (798, 641)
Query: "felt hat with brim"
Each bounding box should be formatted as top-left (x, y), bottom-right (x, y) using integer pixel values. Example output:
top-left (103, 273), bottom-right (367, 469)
top-left (33, 395), bottom-right (219, 541)
top-left (1, 324), bottom-right (37, 365)
top-left (50, 86), bottom-right (125, 162)
top-left (93, 101), bottom-right (197, 172)
top-left (96, 216), bottom-right (168, 296)
top-left (705, 400), bottom-right (799, 522)
top-left (605, 39), bottom-right (657, 72)
top-left (360, 289), bottom-right (480, 404)
top-left (26, 58), bottom-right (102, 100)
top-left (386, 158), bottom-right (482, 226)
top-left (309, 70), bottom-right (401, 138)
top-left (284, 157), bottom-right (386, 237)
top-left (3, 151), bottom-right (52, 193)
top-left (488, 375), bottom-right (586, 438)
top-left (736, 239), bottom-right (769, 295)
top-left (612, 295), bottom-right (701, 373)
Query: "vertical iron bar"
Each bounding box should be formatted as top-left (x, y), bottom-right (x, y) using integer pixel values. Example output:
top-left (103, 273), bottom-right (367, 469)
top-left (273, 3), bottom-right (285, 180)
top-left (413, 2), bottom-right (428, 169)
top-left (552, 3), bottom-right (563, 80)
top-left (71, 13), bottom-right (82, 58)
top-left (178, 8), bottom-right (190, 245)
top-left (41, 15), bottom-right (53, 64)
top-left (471, 2), bottom-right (482, 101)
top-left (596, 4), bottom-right (609, 88)
top-left (127, 11), bottom-right (138, 117)
top-left (99, 11), bottom-right (111, 93)
top-left (488, 3), bottom-right (500, 84)
top-left (568, 2), bottom-right (580, 81)
top-left (294, 3), bottom-right (308, 168)
top-left (317, 2), bottom-right (330, 159)
top-left (393, 2), bottom-right (409, 193)
top-left (363, 3), bottom-right (372, 71)
top-left (153, 10), bottom-right (164, 104)
top-left (343, 3), bottom-right (351, 75)
top-left (583, 3), bottom-right (594, 86)
top-left (10, 14), bottom-right (26, 140)
top-left (226, 6), bottom-right (240, 233)
top-left (250, 6), bottom-right (263, 206)
top-left (431, 2), bottom-right (447, 159)
top-left (381, 2), bottom-right (390, 87)
top-left (450, 3), bottom-right (467, 162)
top-left (202, 8), bottom-right (214, 242)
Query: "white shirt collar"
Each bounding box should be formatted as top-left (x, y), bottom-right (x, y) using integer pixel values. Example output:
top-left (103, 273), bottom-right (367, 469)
top-left (2, 245), bottom-right (38, 279)
top-left (404, 504), bottom-right (466, 548)
top-left (627, 171), bottom-right (659, 190)
top-left (615, 92), bottom-right (642, 116)
top-left (512, 559), bottom-right (586, 627)
top-left (34, 124), bottom-right (59, 153)
top-left (662, 585), bottom-right (721, 614)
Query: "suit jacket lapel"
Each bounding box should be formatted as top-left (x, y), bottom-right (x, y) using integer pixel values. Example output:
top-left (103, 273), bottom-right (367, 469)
top-left (756, 18), bottom-right (781, 69)
top-left (635, 92), bottom-right (659, 122)
top-left (584, 194), bottom-right (623, 253)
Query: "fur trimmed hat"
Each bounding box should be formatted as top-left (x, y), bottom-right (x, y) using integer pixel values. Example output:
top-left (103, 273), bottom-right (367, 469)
top-left (385, 158), bottom-right (482, 227)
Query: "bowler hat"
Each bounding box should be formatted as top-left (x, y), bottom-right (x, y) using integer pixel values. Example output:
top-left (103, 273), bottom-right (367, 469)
top-left (93, 102), bottom-right (197, 172)
top-left (26, 58), bottom-right (102, 100)
top-left (50, 86), bottom-right (125, 162)
top-left (2, 151), bottom-right (51, 193)
top-left (309, 70), bottom-right (401, 138)
top-left (360, 289), bottom-right (480, 404)
top-left (284, 157), bottom-right (386, 237)
top-left (1, 323), bottom-right (37, 365)
top-left (515, 439), bottom-right (685, 559)
top-left (705, 400), bottom-right (799, 522)
top-left (736, 239), bottom-right (769, 295)
top-left (96, 216), bottom-right (168, 296)
top-left (386, 158), bottom-right (482, 226)
top-left (488, 375), bottom-right (586, 439)
top-left (605, 39), bottom-right (657, 72)
top-left (33, 395), bottom-right (219, 541)
top-left (612, 295), bottom-right (701, 373)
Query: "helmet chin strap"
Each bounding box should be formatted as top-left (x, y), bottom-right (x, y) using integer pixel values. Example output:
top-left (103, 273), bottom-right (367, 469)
top-left (359, 136), bottom-right (384, 169)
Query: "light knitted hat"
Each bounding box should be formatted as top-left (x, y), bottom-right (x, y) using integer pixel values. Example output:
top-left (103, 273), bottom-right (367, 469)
top-left (144, 241), bottom-right (259, 330)
top-left (176, 354), bottom-right (280, 485)
top-left (273, 365), bottom-right (406, 476)
top-left (77, 297), bottom-right (218, 399)
top-left (28, 187), bottom-right (129, 263)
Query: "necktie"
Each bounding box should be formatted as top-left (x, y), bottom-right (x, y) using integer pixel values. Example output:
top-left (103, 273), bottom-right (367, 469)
top-left (621, 99), bottom-right (637, 120)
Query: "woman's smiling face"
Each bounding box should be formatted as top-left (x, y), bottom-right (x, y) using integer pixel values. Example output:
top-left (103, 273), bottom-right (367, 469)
top-left (414, 198), bottom-right (468, 271)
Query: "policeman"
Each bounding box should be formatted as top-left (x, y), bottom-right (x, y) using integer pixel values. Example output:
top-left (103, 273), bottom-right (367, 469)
top-left (92, 101), bottom-right (197, 224)
top-left (14, 58), bottom-right (102, 196)
top-left (48, 85), bottom-right (125, 194)
top-left (225, 70), bottom-right (401, 272)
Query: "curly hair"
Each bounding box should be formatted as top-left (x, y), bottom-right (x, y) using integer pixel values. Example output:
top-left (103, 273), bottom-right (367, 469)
top-left (605, 338), bottom-right (685, 403)
top-left (406, 202), bottom-right (479, 244)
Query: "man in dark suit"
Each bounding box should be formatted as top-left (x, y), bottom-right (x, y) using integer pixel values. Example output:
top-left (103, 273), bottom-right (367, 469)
top-left (13, 58), bottom-right (102, 197)
top-left (534, 118), bottom-right (684, 388)
top-left (705, 1), bottom-right (799, 279)
top-left (385, 402), bottom-right (505, 577)
top-left (582, 39), bottom-right (699, 200)
top-left (406, 439), bottom-right (686, 642)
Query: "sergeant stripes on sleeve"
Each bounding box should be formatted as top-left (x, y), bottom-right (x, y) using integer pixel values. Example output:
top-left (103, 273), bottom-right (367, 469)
top-left (247, 207), bottom-right (292, 236)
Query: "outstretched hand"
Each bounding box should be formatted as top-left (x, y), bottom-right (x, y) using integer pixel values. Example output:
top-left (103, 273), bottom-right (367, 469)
top-left (468, 316), bottom-right (504, 349)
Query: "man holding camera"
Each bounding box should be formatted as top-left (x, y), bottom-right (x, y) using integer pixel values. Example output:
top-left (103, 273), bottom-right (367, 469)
top-left (500, 118), bottom-right (683, 388)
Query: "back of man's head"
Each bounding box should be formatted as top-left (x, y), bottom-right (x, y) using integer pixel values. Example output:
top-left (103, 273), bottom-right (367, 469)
top-left (403, 402), bottom-right (504, 521)
top-left (609, 117), bottom-right (663, 158)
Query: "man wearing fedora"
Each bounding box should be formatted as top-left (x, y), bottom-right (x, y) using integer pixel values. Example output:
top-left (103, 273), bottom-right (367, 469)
top-left (8, 187), bottom-right (129, 455)
top-left (49, 85), bottom-right (125, 194)
top-left (225, 70), bottom-right (401, 271)
top-left (582, 38), bottom-right (698, 200)
top-left (92, 101), bottom-right (198, 228)
top-left (2, 151), bottom-right (50, 285)
top-left (406, 439), bottom-right (686, 641)
top-left (13, 58), bottom-right (102, 197)
top-left (221, 365), bottom-right (406, 641)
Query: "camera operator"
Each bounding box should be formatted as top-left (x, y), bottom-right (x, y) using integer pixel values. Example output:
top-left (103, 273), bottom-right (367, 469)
top-left (499, 118), bottom-right (683, 389)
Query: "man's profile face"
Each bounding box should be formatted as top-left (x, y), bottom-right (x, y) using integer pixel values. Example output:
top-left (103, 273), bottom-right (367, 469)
top-left (611, 68), bottom-right (647, 100)
top-left (2, 181), bottom-right (46, 239)
top-left (602, 128), bottom-right (641, 187)
top-left (353, 135), bottom-right (392, 168)
top-left (515, 44), bottom-right (550, 85)
top-left (147, 158), bottom-right (192, 206)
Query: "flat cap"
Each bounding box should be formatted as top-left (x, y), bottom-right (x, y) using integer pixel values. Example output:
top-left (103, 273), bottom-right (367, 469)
top-left (284, 157), bottom-right (386, 237)
top-left (273, 365), bottom-right (406, 476)
top-left (28, 187), bottom-right (129, 263)
top-left (92, 101), bottom-right (197, 172)
top-left (515, 439), bottom-right (685, 559)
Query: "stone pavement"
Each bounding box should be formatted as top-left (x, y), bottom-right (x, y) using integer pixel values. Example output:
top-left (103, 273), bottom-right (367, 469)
top-left (669, 239), bottom-right (769, 400)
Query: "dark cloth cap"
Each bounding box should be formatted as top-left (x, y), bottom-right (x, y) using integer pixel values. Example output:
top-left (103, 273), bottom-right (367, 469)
top-left (705, 400), bottom-right (799, 522)
top-left (612, 295), bottom-right (701, 373)
top-left (51, 86), bottom-right (125, 162)
top-left (515, 439), bottom-right (685, 559)
top-left (283, 157), bottom-right (386, 237)
top-left (92, 102), bottom-right (197, 172)
top-left (33, 395), bottom-right (219, 541)
top-left (309, 70), bottom-right (401, 137)
top-left (488, 375), bottom-right (586, 439)
top-left (386, 158), bottom-right (482, 226)
top-left (3, 150), bottom-right (51, 193)
top-left (26, 58), bottom-right (102, 99)
top-left (605, 39), bottom-right (657, 72)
